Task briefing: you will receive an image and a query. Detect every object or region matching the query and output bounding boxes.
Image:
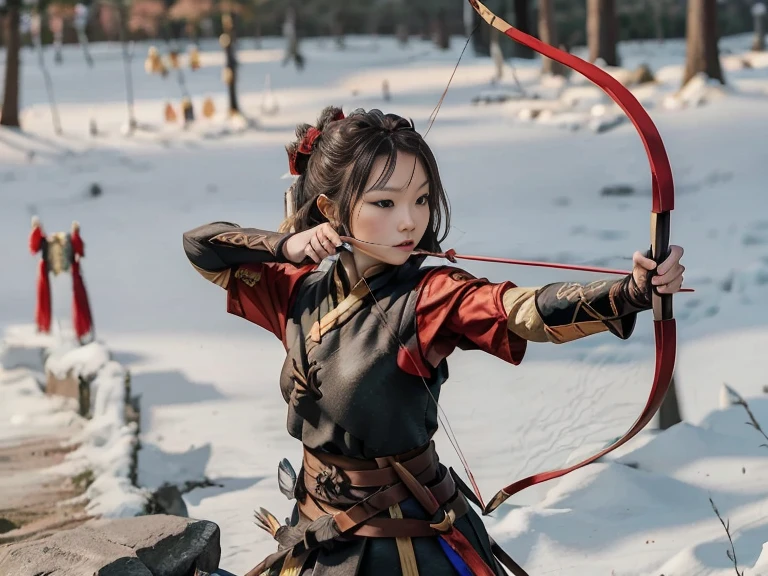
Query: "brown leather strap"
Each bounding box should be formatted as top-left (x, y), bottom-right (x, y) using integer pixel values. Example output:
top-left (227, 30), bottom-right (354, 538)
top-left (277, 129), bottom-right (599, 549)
top-left (302, 442), bottom-right (436, 488)
top-left (298, 442), bottom-right (469, 542)
top-left (299, 471), bottom-right (460, 537)
top-left (350, 494), bottom-right (470, 538)
top-left (387, 457), bottom-right (439, 516)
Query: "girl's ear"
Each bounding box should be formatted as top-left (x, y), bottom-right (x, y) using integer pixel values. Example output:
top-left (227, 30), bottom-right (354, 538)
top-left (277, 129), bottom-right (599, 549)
top-left (317, 194), bottom-right (339, 226)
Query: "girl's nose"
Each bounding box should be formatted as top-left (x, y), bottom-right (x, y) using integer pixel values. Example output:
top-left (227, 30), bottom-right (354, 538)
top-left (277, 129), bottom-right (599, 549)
top-left (398, 209), bottom-right (416, 232)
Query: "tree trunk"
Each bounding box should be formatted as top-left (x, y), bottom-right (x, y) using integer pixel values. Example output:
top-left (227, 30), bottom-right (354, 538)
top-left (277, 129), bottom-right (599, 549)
top-left (433, 9), bottom-right (449, 50)
top-left (658, 374), bottom-right (683, 430)
top-left (538, 0), bottom-right (566, 76)
top-left (116, 1), bottom-right (137, 132)
top-left (331, 11), bottom-right (344, 49)
top-left (753, 7), bottom-right (765, 51)
top-left (463, 0), bottom-right (474, 38)
top-left (650, 0), bottom-right (665, 43)
top-left (512, 0), bottom-right (534, 59)
top-left (472, 9), bottom-right (490, 56)
top-left (587, 0), bottom-right (619, 66)
top-left (1, 0), bottom-right (22, 128)
top-left (221, 13), bottom-right (240, 115)
top-left (682, 0), bottom-right (725, 86)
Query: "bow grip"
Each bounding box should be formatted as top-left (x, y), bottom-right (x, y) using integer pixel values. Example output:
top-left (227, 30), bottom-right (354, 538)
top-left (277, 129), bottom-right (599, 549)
top-left (650, 212), bottom-right (673, 321)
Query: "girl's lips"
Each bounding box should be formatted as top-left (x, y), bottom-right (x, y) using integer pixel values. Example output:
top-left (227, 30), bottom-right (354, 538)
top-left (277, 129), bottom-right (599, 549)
top-left (394, 241), bottom-right (414, 251)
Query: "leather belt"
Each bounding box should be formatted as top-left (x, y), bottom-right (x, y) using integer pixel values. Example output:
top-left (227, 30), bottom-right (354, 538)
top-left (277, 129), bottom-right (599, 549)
top-left (299, 441), bottom-right (466, 538)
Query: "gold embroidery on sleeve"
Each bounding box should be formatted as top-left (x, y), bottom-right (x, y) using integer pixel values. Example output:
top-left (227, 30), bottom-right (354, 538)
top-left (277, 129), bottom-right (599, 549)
top-left (234, 267), bottom-right (262, 287)
top-left (210, 231), bottom-right (281, 255)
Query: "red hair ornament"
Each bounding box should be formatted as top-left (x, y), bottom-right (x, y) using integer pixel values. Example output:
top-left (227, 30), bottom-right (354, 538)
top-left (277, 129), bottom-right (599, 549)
top-left (287, 110), bottom-right (345, 175)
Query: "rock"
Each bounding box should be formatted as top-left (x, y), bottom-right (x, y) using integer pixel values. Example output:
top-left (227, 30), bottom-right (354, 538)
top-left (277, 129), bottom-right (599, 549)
top-left (626, 63), bottom-right (655, 86)
top-left (600, 185), bottom-right (636, 197)
top-left (0, 518), bottom-right (19, 534)
top-left (149, 484), bottom-right (189, 518)
top-left (0, 514), bottom-right (221, 576)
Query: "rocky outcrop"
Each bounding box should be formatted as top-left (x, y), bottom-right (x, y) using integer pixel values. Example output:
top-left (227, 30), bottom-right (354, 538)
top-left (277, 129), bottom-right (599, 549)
top-left (0, 514), bottom-right (221, 576)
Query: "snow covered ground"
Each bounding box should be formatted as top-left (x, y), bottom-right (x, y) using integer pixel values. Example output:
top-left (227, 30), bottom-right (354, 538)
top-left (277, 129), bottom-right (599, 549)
top-left (1, 32), bottom-right (767, 575)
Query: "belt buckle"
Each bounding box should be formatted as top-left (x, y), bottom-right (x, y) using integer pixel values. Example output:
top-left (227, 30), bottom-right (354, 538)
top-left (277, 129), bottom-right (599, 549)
top-left (429, 507), bottom-right (456, 533)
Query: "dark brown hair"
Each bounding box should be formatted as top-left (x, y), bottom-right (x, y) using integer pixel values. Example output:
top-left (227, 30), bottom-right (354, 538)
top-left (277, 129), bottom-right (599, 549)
top-left (280, 106), bottom-right (451, 252)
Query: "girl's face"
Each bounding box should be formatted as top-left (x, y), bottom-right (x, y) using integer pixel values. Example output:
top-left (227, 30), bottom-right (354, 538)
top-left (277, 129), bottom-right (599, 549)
top-left (348, 151), bottom-right (431, 271)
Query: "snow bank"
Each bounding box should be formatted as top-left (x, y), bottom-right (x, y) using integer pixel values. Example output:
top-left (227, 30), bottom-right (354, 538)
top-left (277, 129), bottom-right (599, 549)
top-left (45, 340), bottom-right (112, 381)
top-left (44, 338), bottom-right (149, 518)
top-left (1, 326), bottom-right (148, 519)
top-left (487, 392), bottom-right (768, 575)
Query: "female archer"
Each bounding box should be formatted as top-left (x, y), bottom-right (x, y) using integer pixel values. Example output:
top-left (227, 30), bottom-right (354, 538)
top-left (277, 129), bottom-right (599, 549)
top-left (183, 106), bottom-right (685, 576)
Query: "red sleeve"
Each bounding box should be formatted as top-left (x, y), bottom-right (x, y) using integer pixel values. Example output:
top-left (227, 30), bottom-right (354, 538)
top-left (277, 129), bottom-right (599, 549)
top-left (226, 262), bottom-right (316, 345)
top-left (414, 267), bottom-right (527, 369)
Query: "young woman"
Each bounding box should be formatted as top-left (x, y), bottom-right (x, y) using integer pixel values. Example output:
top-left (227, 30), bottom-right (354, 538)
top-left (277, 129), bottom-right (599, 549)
top-left (183, 106), bottom-right (685, 576)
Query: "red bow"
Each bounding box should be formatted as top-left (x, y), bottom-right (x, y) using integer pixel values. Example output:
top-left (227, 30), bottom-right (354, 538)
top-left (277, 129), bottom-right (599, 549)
top-left (463, 0), bottom-right (677, 517)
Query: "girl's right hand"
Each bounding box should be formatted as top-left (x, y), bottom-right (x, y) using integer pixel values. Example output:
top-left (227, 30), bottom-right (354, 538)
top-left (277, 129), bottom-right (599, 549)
top-left (282, 222), bottom-right (343, 264)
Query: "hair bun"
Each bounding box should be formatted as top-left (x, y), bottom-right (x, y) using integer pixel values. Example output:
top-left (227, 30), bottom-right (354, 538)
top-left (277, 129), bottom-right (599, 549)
top-left (286, 106), bottom-right (345, 175)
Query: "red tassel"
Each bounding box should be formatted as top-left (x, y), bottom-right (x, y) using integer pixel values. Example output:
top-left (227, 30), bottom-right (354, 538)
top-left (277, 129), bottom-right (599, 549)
top-left (29, 226), bottom-right (44, 254)
top-left (70, 228), bottom-right (93, 342)
top-left (440, 529), bottom-right (497, 576)
top-left (36, 259), bottom-right (51, 334)
top-left (71, 260), bottom-right (93, 342)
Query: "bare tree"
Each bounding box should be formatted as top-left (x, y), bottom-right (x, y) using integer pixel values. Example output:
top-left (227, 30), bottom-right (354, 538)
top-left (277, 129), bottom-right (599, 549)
top-left (512, 0), bottom-right (533, 59)
top-left (168, 0), bottom-right (213, 44)
top-left (682, 0), bottom-right (725, 86)
top-left (432, 7), bottom-right (449, 50)
top-left (752, 2), bottom-right (765, 52)
top-left (648, 0), bottom-right (666, 43)
top-left (219, 8), bottom-right (240, 115)
top-left (282, 2), bottom-right (303, 69)
top-left (538, 0), bottom-right (567, 76)
top-left (129, 0), bottom-right (166, 37)
top-left (587, 0), bottom-right (619, 65)
top-left (1, 0), bottom-right (22, 128)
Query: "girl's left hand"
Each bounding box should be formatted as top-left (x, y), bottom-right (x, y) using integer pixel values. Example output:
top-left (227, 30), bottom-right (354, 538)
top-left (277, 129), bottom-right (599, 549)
top-left (632, 245), bottom-right (685, 296)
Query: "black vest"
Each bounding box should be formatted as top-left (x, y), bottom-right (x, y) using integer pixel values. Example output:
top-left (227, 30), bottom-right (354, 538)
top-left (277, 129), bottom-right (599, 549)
top-left (280, 257), bottom-right (449, 459)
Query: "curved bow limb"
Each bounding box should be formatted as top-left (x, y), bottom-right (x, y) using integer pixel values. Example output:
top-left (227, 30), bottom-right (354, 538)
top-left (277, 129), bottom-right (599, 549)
top-left (467, 0), bottom-right (677, 516)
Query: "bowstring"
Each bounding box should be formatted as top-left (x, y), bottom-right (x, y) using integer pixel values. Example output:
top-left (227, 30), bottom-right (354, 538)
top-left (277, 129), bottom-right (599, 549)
top-left (424, 21), bottom-right (480, 140)
top-left (360, 275), bottom-right (487, 510)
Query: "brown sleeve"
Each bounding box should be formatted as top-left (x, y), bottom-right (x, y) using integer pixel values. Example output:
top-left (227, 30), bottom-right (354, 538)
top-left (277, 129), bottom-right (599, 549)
top-left (182, 221), bottom-right (298, 289)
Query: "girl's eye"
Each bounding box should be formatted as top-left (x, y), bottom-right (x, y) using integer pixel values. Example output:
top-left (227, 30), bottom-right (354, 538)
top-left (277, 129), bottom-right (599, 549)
top-left (416, 194), bottom-right (429, 205)
top-left (373, 199), bottom-right (394, 208)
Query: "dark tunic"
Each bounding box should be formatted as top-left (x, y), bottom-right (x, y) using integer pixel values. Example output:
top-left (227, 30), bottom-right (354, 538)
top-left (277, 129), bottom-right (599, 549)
top-left (226, 255), bottom-right (525, 575)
